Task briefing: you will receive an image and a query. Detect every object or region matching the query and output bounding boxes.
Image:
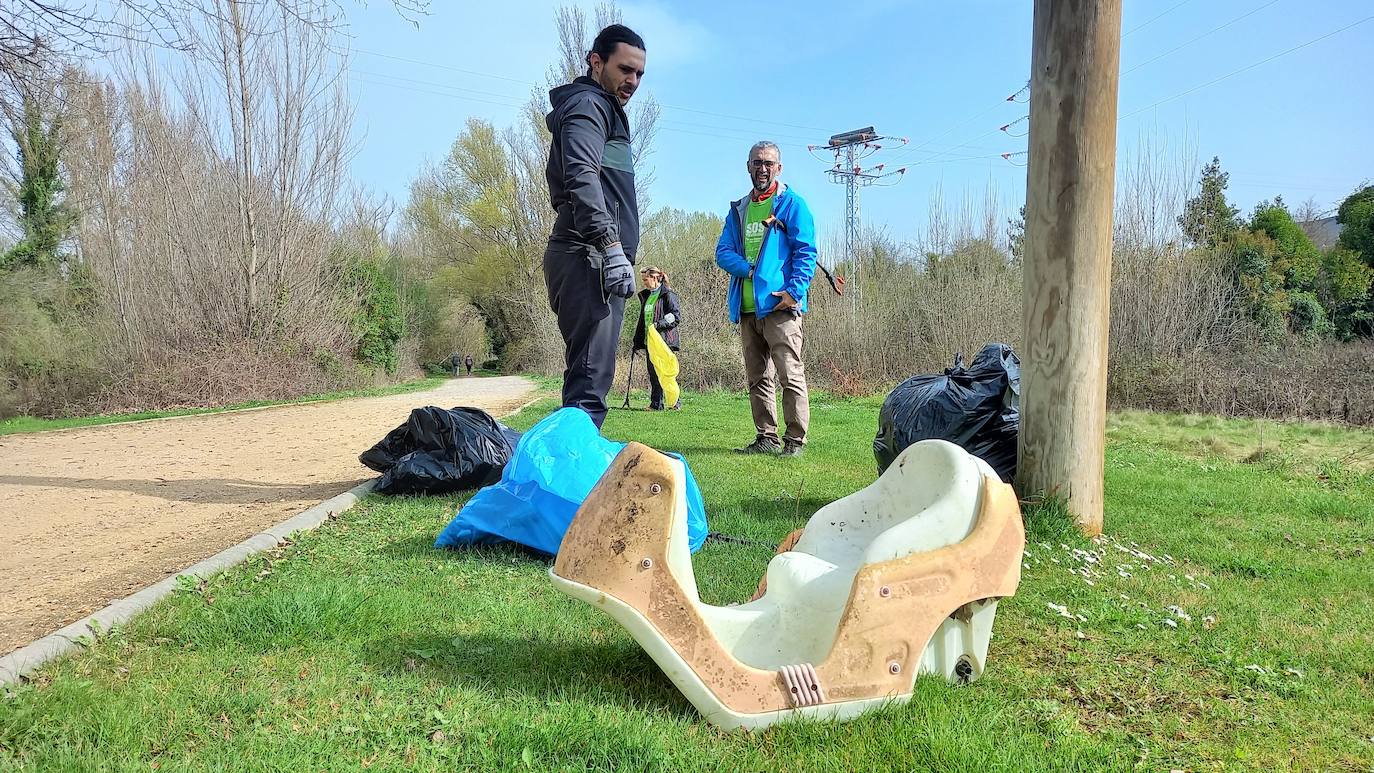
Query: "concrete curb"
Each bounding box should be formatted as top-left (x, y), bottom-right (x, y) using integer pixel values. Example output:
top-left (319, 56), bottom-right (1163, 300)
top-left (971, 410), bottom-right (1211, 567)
top-left (0, 478), bottom-right (376, 687)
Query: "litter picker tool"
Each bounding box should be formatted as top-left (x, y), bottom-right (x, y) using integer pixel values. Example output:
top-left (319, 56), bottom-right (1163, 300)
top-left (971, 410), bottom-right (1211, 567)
top-left (621, 349), bottom-right (636, 409)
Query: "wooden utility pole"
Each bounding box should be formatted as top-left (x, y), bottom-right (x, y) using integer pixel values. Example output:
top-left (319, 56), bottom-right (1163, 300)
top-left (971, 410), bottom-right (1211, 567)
top-left (1017, 0), bottom-right (1122, 536)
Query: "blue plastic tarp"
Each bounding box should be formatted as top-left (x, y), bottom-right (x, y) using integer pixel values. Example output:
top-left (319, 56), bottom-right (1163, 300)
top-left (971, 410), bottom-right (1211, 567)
top-left (435, 407), bottom-right (709, 556)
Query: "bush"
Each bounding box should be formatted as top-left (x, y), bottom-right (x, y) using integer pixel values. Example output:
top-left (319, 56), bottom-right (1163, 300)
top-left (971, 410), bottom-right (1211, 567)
top-left (1108, 342), bottom-right (1374, 425)
top-left (1287, 291), bottom-right (1334, 341)
top-left (0, 267), bottom-right (104, 417)
top-left (1317, 248), bottom-right (1374, 340)
top-left (343, 255), bottom-right (405, 375)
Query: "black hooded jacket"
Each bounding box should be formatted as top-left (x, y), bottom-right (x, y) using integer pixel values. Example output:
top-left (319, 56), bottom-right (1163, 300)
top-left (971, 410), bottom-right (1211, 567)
top-left (544, 76), bottom-right (640, 260)
top-left (632, 286), bottom-right (681, 352)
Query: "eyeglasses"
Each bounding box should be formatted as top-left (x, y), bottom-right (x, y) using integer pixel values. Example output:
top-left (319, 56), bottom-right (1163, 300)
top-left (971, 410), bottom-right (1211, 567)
top-left (749, 160), bottom-right (779, 169)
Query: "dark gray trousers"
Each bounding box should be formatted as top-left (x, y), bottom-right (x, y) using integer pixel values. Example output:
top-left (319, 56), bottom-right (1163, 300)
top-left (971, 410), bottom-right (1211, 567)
top-left (543, 241), bottom-right (625, 428)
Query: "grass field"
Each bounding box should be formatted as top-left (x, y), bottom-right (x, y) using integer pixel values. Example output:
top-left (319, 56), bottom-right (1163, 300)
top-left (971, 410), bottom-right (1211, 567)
top-left (0, 377), bottom-right (449, 436)
top-left (1, 391), bottom-right (1371, 771)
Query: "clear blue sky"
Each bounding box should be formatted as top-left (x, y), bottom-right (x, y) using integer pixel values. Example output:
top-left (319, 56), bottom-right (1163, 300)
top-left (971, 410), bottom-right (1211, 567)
top-left (341, 0), bottom-right (1374, 245)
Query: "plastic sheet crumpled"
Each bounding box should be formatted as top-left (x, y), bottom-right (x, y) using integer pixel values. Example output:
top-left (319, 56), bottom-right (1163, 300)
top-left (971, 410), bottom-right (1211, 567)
top-left (873, 343), bottom-right (1020, 483)
top-left (435, 407), bottom-right (709, 556)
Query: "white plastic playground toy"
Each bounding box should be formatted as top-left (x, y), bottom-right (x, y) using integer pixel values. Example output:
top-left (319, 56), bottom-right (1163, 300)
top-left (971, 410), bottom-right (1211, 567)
top-left (550, 438), bottom-right (1025, 731)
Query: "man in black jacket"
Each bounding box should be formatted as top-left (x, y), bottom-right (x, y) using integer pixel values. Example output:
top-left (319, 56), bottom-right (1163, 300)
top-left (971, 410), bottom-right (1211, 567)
top-left (542, 24), bottom-right (645, 428)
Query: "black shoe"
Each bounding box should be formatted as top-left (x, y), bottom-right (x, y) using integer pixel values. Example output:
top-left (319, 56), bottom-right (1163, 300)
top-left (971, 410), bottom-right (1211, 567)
top-left (647, 404), bottom-right (665, 411)
top-left (780, 440), bottom-right (805, 457)
top-left (734, 437), bottom-right (782, 455)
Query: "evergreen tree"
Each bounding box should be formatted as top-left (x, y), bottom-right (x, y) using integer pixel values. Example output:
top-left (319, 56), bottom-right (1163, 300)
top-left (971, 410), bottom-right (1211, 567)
top-left (3, 93), bottom-right (74, 270)
top-left (1178, 156), bottom-right (1240, 249)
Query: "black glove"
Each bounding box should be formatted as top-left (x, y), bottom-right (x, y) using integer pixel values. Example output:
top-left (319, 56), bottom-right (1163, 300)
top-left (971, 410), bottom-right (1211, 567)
top-left (600, 243), bottom-right (634, 299)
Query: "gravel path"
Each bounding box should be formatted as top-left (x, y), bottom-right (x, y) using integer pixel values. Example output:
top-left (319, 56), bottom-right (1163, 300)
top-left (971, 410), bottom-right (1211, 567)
top-left (0, 376), bottom-right (538, 654)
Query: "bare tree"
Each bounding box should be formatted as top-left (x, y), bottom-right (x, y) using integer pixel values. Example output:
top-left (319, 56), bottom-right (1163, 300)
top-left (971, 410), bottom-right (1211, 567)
top-left (54, 0), bottom-right (358, 376)
top-left (1292, 196), bottom-right (1327, 225)
top-left (1111, 133), bottom-right (1240, 363)
top-left (0, 0), bottom-right (429, 76)
top-left (171, 0), bottom-right (354, 339)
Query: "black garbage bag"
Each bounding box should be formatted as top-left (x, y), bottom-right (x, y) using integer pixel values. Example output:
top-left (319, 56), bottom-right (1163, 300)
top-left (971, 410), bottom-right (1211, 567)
top-left (873, 343), bottom-right (1020, 483)
top-left (360, 406), bottom-right (523, 496)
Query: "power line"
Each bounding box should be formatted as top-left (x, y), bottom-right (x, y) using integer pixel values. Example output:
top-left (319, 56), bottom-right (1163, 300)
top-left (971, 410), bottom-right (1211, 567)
top-left (351, 68), bottom-right (529, 103)
top-left (346, 69), bottom-right (835, 149)
top-left (1123, 0), bottom-right (1281, 75)
top-left (898, 1), bottom-right (1290, 170)
top-left (348, 75), bottom-right (525, 111)
top-left (1124, 0), bottom-right (1196, 36)
top-left (348, 75), bottom-right (823, 151)
top-left (1119, 12), bottom-right (1374, 121)
top-left (346, 74), bottom-right (817, 152)
top-left (999, 115), bottom-right (1029, 138)
top-left (351, 47), bottom-right (537, 86)
top-left (349, 46), bottom-right (829, 135)
top-left (884, 81), bottom-right (1027, 165)
top-left (350, 66), bottom-right (824, 144)
top-left (971, 7), bottom-right (1367, 166)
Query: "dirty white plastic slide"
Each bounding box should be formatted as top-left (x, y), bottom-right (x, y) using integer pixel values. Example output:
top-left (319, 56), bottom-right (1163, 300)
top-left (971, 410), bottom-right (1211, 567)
top-left (549, 439), bottom-right (1025, 731)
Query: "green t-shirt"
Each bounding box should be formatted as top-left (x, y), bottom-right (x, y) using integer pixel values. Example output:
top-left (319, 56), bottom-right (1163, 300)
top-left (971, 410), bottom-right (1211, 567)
top-left (741, 195), bottom-right (774, 314)
top-left (644, 288), bottom-right (660, 335)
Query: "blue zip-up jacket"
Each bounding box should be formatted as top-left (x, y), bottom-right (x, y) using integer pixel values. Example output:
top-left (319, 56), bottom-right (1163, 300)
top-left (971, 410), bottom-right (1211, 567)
top-left (715, 182), bottom-right (819, 323)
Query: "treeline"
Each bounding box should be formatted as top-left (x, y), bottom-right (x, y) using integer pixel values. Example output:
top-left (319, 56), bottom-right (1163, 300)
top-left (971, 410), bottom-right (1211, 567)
top-left (3, 1), bottom-right (1370, 427)
top-left (0, 2), bottom-right (410, 417)
top-left (412, 104), bottom-right (1374, 423)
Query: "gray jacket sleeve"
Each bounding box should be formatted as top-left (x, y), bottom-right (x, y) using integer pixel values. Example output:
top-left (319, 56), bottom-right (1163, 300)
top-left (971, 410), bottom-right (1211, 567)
top-left (558, 97), bottom-right (618, 248)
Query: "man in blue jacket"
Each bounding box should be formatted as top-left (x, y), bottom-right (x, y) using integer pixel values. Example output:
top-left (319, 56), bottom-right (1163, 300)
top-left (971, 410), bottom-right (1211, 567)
top-left (715, 141), bottom-right (818, 457)
top-left (542, 24), bottom-right (645, 428)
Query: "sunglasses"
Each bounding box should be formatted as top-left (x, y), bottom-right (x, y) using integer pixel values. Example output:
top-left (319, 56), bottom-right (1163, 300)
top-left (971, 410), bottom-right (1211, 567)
top-left (749, 160), bottom-right (779, 169)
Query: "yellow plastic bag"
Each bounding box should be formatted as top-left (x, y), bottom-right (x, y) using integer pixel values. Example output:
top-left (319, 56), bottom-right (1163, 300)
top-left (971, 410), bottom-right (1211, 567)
top-left (645, 324), bottom-right (680, 407)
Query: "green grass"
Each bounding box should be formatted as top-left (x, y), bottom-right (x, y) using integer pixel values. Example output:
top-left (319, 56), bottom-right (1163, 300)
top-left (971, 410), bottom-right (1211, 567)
top-left (1, 392), bottom-right (1371, 771)
top-left (0, 376), bottom-right (448, 436)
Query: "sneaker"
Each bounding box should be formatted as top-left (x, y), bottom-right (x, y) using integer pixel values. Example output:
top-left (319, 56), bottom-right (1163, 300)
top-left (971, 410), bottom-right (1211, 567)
top-left (647, 404), bottom-right (665, 411)
top-left (780, 440), bottom-right (805, 457)
top-left (670, 399), bottom-right (682, 411)
top-left (734, 436), bottom-right (782, 455)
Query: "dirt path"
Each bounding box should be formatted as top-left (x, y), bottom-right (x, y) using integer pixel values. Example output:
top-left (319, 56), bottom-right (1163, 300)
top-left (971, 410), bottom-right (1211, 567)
top-left (0, 376), bottom-right (539, 655)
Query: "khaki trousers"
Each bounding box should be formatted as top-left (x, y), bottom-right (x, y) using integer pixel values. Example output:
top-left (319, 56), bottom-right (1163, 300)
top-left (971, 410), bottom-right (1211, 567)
top-left (739, 310), bottom-right (810, 445)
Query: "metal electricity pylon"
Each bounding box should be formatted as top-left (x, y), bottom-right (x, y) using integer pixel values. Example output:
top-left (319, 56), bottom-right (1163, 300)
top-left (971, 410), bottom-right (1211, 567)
top-left (809, 127), bottom-right (908, 307)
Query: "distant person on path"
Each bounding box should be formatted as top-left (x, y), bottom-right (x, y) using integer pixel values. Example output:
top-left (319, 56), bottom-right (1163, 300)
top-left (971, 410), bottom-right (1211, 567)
top-left (631, 266), bottom-right (682, 411)
top-left (715, 140), bottom-right (818, 457)
top-left (542, 24), bottom-right (646, 429)
top-left (449, 353), bottom-right (462, 378)
top-left (464, 354), bottom-right (474, 376)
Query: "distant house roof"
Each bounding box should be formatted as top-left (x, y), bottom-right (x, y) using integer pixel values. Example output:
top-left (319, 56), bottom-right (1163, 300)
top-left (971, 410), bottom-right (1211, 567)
top-left (1299, 216), bottom-right (1343, 251)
